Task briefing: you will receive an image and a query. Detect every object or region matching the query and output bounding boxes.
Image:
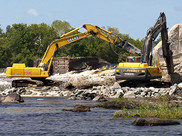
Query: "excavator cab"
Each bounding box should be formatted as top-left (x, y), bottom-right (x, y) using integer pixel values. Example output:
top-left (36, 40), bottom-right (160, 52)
top-left (126, 56), bottom-right (141, 63)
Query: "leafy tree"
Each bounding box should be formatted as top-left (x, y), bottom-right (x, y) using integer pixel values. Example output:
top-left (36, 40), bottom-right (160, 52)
top-left (5, 24), bottom-right (28, 64)
top-left (107, 26), bottom-right (119, 36)
top-left (51, 20), bottom-right (72, 35)
top-left (0, 25), bottom-right (11, 67)
top-left (0, 25), bottom-right (3, 37)
top-left (0, 38), bottom-right (11, 67)
top-left (5, 23), bottom-right (57, 66)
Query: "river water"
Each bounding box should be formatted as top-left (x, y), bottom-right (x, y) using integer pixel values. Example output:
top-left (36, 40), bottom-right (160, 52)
top-left (0, 97), bottom-right (181, 136)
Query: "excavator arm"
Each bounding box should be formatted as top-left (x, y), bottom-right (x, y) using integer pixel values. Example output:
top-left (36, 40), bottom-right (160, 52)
top-left (141, 12), bottom-right (174, 74)
top-left (40, 24), bottom-right (113, 65)
top-left (39, 24), bottom-right (140, 71)
top-left (160, 16), bottom-right (174, 74)
top-left (142, 13), bottom-right (166, 64)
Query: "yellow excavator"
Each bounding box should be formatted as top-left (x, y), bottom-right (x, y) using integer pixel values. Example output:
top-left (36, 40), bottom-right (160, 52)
top-left (6, 24), bottom-right (141, 86)
top-left (115, 12), bottom-right (174, 81)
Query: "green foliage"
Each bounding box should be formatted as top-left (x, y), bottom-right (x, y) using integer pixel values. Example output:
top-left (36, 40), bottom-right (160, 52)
top-left (0, 26), bottom-right (3, 37)
top-left (0, 38), bottom-right (11, 67)
top-left (51, 20), bottom-right (72, 35)
top-left (0, 23), bottom-right (57, 67)
top-left (129, 104), bottom-right (182, 119)
top-left (107, 26), bottom-right (119, 36)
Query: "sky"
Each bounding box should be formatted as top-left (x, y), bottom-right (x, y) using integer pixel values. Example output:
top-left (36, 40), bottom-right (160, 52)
top-left (0, 0), bottom-right (182, 39)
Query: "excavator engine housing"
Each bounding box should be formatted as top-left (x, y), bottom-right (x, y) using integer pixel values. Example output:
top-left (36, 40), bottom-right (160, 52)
top-left (115, 62), bottom-right (162, 80)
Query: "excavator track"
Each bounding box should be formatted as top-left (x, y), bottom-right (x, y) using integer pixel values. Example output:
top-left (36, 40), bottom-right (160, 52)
top-left (12, 79), bottom-right (43, 87)
top-left (12, 79), bottom-right (57, 87)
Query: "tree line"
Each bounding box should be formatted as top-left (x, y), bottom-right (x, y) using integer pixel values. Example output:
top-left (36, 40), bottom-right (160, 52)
top-left (0, 20), bottom-right (157, 68)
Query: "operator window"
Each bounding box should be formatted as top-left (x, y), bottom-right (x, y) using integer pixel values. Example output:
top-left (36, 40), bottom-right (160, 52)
top-left (127, 58), bottom-right (135, 62)
top-left (136, 58), bottom-right (141, 62)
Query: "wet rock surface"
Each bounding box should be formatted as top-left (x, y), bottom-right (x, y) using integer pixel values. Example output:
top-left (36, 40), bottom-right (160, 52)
top-left (1, 92), bottom-right (24, 103)
top-left (62, 104), bottom-right (91, 112)
top-left (97, 100), bottom-right (141, 109)
top-left (132, 118), bottom-right (180, 126)
top-left (72, 104), bottom-right (91, 112)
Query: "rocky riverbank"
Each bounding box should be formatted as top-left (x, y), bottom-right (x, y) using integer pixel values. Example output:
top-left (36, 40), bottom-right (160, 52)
top-left (1, 69), bottom-right (182, 103)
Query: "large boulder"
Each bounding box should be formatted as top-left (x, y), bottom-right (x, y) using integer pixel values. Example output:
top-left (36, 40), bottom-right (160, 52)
top-left (92, 95), bottom-right (108, 102)
top-left (132, 118), bottom-right (180, 126)
top-left (1, 92), bottom-right (24, 103)
top-left (70, 74), bottom-right (115, 89)
top-left (62, 104), bottom-right (91, 112)
top-left (123, 91), bottom-right (136, 99)
top-left (72, 104), bottom-right (91, 112)
top-left (153, 24), bottom-right (182, 83)
top-left (98, 100), bottom-right (140, 109)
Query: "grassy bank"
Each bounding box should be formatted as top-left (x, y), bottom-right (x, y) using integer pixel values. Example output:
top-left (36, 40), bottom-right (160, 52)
top-left (98, 96), bottom-right (182, 119)
top-left (113, 104), bottom-right (182, 119)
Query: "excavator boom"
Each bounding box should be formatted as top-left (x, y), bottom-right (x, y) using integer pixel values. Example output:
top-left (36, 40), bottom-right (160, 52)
top-left (40, 24), bottom-right (141, 66)
top-left (160, 14), bottom-right (174, 74)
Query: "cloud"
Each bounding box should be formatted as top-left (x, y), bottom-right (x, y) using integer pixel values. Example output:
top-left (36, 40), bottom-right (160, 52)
top-left (28, 9), bottom-right (38, 17)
